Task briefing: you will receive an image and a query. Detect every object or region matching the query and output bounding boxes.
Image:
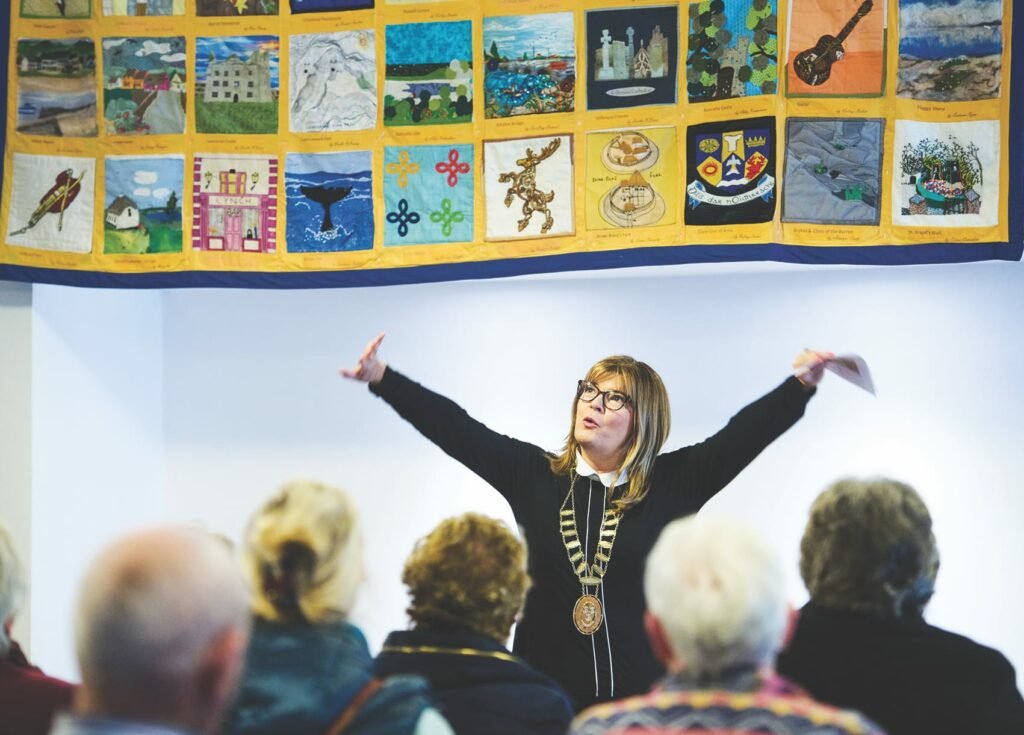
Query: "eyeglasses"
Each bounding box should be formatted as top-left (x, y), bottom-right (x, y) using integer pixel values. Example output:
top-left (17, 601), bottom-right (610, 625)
top-left (577, 380), bottom-right (631, 411)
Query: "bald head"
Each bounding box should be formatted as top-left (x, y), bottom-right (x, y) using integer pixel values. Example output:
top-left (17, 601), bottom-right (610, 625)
top-left (75, 527), bottom-right (249, 733)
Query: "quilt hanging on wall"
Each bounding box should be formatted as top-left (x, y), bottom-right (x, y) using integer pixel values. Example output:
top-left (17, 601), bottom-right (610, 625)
top-left (0, 0), bottom-right (1019, 288)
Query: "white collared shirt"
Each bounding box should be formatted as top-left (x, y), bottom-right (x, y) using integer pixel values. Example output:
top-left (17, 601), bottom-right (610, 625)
top-left (575, 451), bottom-right (628, 489)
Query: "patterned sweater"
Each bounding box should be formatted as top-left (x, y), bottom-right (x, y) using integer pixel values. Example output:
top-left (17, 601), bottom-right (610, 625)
top-left (569, 669), bottom-right (886, 735)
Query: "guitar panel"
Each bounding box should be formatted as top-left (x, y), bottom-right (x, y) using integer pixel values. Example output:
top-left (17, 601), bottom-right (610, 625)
top-left (785, 0), bottom-right (885, 96)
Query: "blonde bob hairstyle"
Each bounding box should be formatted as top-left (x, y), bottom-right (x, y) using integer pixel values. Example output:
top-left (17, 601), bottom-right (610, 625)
top-left (403, 513), bottom-right (529, 643)
top-left (800, 477), bottom-right (939, 618)
top-left (550, 355), bottom-right (671, 510)
top-left (243, 480), bottom-right (363, 624)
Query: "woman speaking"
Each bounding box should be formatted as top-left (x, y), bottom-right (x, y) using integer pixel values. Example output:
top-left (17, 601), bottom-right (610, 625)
top-left (342, 335), bottom-right (829, 710)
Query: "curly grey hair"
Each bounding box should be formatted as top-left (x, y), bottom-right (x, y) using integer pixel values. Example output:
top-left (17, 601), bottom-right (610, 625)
top-left (800, 477), bottom-right (939, 618)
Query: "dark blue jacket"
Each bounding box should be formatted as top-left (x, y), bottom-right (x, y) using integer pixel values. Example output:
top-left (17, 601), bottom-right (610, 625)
top-left (222, 618), bottom-right (433, 735)
top-left (374, 628), bottom-right (574, 735)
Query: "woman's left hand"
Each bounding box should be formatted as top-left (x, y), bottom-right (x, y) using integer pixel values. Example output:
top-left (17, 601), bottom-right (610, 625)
top-left (793, 349), bottom-right (835, 388)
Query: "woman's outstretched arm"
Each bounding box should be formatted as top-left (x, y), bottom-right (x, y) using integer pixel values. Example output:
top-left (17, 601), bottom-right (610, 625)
top-left (340, 333), bottom-right (549, 508)
top-left (659, 349), bottom-right (834, 510)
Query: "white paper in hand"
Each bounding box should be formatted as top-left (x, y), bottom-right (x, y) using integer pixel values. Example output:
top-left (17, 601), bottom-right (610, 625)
top-left (825, 355), bottom-right (876, 395)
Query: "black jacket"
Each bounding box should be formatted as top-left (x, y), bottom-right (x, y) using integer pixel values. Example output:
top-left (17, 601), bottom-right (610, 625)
top-left (374, 628), bottom-right (573, 735)
top-left (777, 603), bottom-right (1024, 735)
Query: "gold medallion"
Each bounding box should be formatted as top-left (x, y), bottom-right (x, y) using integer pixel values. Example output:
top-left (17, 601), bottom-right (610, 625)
top-left (573, 594), bottom-right (604, 635)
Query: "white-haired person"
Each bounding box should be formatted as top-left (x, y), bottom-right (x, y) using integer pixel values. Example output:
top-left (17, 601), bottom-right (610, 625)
top-left (342, 333), bottom-right (831, 709)
top-left (777, 478), bottom-right (1024, 734)
top-left (0, 522), bottom-right (74, 735)
top-left (570, 515), bottom-right (885, 734)
top-left (50, 527), bottom-right (250, 735)
top-left (375, 513), bottom-right (574, 734)
top-left (221, 480), bottom-right (453, 735)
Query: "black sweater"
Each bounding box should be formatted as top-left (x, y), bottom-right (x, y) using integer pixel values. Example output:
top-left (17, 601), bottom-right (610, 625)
top-left (371, 367), bottom-right (813, 709)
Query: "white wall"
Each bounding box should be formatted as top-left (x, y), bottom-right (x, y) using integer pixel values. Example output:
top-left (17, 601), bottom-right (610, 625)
top-left (29, 286), bottom-right (164, 679)
top-left (0, 282), bottom-right (33, 652)
top-left (7, 259), bottom-right (1024, 691)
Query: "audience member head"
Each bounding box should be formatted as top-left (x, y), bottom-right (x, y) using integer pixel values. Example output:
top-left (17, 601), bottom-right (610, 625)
top-left (644, 514), bottom-right (787, 680)
top-left (75, 527), bottom-right (249, 734)
top-left (244, 480), bottom-right (363, 624)
top-left (800, 477), bottom-right (939, 618)
top-left (0, 523), bottom-right (26, 656)
top-left (403, 513), bottom-right (529, 643)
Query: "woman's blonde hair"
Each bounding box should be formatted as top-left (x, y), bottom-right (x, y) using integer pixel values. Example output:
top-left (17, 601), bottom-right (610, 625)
top-left (403, 513), bottom-right (529, 642)
top-left (549, 355), bottom-right (671, 510)
top-left (800, 477), bottom-right (939, 618)
top-left (243, 480), bottom-right (363, 624)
